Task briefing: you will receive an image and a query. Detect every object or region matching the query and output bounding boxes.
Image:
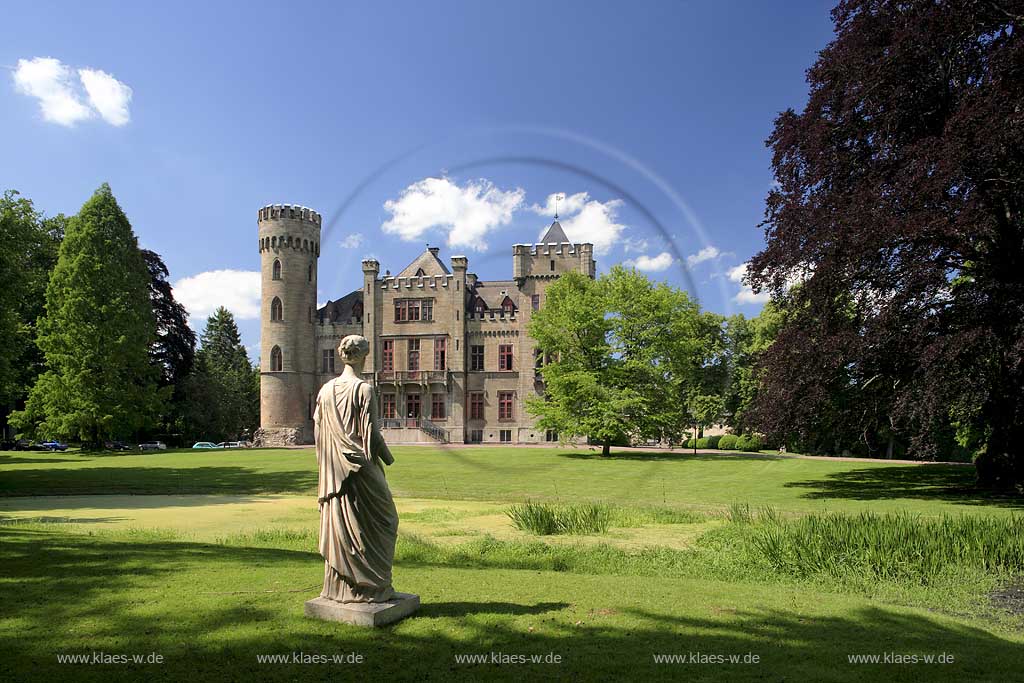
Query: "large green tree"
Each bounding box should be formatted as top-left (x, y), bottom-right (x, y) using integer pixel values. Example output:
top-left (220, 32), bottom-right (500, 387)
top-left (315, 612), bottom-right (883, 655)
top-left (0, 192), bottom-right (64, 420)
top-left (142, 249), bottom-right (196, 439)
top-left (528, 267), bottom-right (719, 455)
top-left (182, 307), bottom-right (258, 442)
top-left (10, 184), bottom-right (159, 445)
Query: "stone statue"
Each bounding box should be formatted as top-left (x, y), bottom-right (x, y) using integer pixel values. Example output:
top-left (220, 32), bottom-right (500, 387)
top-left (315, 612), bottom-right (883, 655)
top-left (305, 334), bottom-right (419, 626)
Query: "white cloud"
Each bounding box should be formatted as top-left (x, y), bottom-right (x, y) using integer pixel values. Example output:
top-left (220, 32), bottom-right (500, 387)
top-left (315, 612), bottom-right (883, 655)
top-left (728, 263), bottom-right (771, 305)
top-left (12, 57), bottom-right (92, 126)
top-left (529, 191), bottom-right (590, 219)
top-left (78, 68), bottom-right (132, 126)
top-left (382, 177), bottom-right (524, 251)
top-left (530, 192), bottom-right (626, 256)
top-left (623, 236), bottom-right (649, 254)
top-left (339, 232), bottom-right (365, 249)
top-left (12, 57), bottom-right (132, 127)
top-left (173, 270), bottom-right (261, 322)
top-left (624, 251), bottom-right (674, 272)
top-left (686, 245), bottom-right (721, 268)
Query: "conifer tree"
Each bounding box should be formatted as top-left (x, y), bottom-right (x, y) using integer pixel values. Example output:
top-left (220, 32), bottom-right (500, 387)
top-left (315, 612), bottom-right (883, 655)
top-left (10, 184), bottom-right (159, 445)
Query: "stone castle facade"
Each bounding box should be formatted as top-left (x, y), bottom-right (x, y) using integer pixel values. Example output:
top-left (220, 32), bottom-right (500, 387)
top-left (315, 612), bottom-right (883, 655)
top-left (254, 203), bottom-right (595, 446)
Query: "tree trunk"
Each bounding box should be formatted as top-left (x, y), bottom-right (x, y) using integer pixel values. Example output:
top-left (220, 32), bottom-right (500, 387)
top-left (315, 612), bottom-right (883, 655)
top-left (976, 363), bottom-right (1024, 491)
top-left (602, 439), bottom-right (611, 457)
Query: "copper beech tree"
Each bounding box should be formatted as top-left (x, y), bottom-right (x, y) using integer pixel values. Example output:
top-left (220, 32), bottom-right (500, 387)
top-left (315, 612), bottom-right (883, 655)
top-left (747, 0), bottom-right (1024, 487)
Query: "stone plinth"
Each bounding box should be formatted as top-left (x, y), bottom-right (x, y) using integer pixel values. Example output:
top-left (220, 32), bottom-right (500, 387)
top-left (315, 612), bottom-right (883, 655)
top-left (304, 593), bottom-right (420, 627)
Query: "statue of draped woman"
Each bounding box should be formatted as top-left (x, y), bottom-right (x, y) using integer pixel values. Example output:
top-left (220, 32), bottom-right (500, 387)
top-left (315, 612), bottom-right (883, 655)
top-left (313, 334), bottom-right (398, 603)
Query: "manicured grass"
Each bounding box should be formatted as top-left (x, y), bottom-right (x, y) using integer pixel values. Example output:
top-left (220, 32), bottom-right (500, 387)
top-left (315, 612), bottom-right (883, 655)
top-left (2, 445), bottom-right (1022, 681)
top-left (3, 523), bottom-right (1024, 682)
top-left (0, 446), bottom-right (1010, 516)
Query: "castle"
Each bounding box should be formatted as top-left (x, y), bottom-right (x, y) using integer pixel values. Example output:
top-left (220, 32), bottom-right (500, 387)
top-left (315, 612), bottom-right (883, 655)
top-left (254, 203), bottom-right (595, 446)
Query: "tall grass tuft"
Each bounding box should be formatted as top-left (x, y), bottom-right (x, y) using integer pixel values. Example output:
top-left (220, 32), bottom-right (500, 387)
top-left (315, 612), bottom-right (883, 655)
top-left (507, 501), bottom-right (612, 535)
top-left (753, 511), bottom-right (1024, 585)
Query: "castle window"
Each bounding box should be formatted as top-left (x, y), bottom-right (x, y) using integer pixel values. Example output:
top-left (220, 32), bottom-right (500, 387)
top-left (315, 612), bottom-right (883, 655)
top-left (431, 393), bottom-right (446, 420)
top-left (469, 392), bottom-right (484, 420)
top-left (531, 294), bottom-right (540, 311)
top-left (382, 339), bottom-right (394, 372)
top-left (500, 429), bottom-right (512, 443)
top-left (415, 268), bottom-right (426, 276)
top-left (406, 392), bottom-right (421, 419)
top-left (498, 344), bottom-right (513, 371)
top-left (498, 392), bottom-right (514, 420)
top-left (271, 297), bottom-right (283, 321)
top-left (434, 337), bottom-right (446, 370)
top-left (550, 259), bottom-right (555, 272)
top-left (270, 346), bottom-right (283, 372)
top-left (421, 299), bottom-right (433, 321)
top-left (501, 296), bottom-right (515, 315)
top-left (407, 339), bottom-right (420, 376)
top-left (272, 259), bottom-right (282, 280)
top-left (474, 298), bottom-right (486, 317)
top-left (470, 345), bottom-right (484, 371)
top-left (468, 429), bottom-right (483, 443)
top-left (395, 299), bottom-right (427, 322)
top-left (322, 348), bottom-right (335, 374)
top-left (381, 393), bottom-right (396, 419)
top-left (308, 263), bottom-right (313, 282)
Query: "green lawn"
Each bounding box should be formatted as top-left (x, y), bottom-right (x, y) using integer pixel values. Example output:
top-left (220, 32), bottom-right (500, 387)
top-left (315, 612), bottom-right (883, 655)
top-left (0, 446), bottom-right (1009, 516)
top-left (1, 446), bottom-right (1022, 682)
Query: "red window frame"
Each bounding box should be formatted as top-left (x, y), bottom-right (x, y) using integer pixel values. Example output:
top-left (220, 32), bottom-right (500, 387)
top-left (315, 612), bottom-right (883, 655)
top-left (431, 393), bottom-right (446, 420)
top-left (498, 391), bottom-right (514, 420)
top-left (470, 345), bottom-right (484, 371)
top-left (408, 339), bottom-right (420, 374)
top-left (382, 339), bottom-right (394, 372)
top-left (406, 393), bottom-right (421, 418)
top-left (434, 337), bottom-right (446, 370)
top-left (381, 393), bottom-right (396, 419)
top-left (498, 344), bottom-right (513, 371)
top-left (469, 392), bottom-right (484, 420)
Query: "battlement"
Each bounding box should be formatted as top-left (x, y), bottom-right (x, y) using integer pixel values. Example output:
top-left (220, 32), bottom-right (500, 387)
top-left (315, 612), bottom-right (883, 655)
top-left (380, 274), bottom-right (454, 290)
top-left (362, 258), bottom-right (380, 273)
top-left (512, 242), bottom-right (591, 256)
top-left (259, 233), bottom-right (320, 255)
top-left (258, 203), bottom-right (322, 226)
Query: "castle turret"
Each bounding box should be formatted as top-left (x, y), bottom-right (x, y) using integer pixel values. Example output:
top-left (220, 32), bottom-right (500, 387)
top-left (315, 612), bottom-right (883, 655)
top-left (362, 258), bottom-right (380, 373)
top-left (256, 204), bottom-right (321, 446)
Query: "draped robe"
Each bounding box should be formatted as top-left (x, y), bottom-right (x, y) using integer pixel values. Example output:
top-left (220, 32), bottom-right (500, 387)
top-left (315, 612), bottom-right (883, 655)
top-left (313, 375), bottom-right (397, 603)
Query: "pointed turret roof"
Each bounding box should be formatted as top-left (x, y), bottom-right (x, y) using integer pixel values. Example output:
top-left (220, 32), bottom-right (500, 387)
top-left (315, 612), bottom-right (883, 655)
top-left (539, 220), bottom-right (570, 244)
top-left (396, 246), bottom-right (451, 278)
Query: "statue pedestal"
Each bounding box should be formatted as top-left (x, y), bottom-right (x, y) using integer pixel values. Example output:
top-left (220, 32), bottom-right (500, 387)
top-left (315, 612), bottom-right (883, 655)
top-left (304, 593), bottom-right (420, 627)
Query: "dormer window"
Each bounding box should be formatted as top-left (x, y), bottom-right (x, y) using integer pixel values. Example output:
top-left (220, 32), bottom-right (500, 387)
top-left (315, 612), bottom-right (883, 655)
top-left (415, 267), bottom-right (426, 276)
top-left (473, 297), bottom-right (486, 316)
top-left (501, 296), bottom-right (516, 315)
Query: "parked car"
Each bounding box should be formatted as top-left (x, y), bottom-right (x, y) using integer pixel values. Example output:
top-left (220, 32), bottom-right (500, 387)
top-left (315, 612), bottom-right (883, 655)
top-left (139, 441), bottom-right (167, 451)
top-left (192, 442), bottom-right (222, 449)
top-left (218, 441), bottom-right (246, 449)
top-left (104, 441), bottom-right (133, 451)
top-left (1, 439), bottom-right (32, 451)
top-left (39, 440), bottom-right (69, 451)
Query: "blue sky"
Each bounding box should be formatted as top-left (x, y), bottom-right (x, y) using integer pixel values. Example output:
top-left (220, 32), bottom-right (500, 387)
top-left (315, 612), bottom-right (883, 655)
top-left (1, 0), bottom-right (835, 359)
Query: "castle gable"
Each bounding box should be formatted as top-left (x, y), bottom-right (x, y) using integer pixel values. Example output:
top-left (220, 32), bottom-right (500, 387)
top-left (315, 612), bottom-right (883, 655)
top-left (396, 247), bottom-right (451, 278)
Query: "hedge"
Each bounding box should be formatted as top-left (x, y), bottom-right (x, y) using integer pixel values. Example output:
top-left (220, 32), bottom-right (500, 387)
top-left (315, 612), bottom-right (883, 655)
top-left (718, 434), bottom-right (739, 450)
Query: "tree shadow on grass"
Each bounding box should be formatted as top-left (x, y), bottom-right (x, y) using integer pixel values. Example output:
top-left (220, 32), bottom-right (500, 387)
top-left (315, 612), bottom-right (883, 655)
top-left (1, 526), bottom-right (1023, 682)
top-left (786, 464), bottom-right (1024, 509)
top-left (555, 450), bottom-right (788, 462)
top-left (0, 466), bottom-right (316, 497)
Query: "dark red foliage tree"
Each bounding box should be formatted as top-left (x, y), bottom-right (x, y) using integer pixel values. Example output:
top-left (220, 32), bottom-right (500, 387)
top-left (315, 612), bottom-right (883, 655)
top-left (748, 0), bottom-right (1024, 488)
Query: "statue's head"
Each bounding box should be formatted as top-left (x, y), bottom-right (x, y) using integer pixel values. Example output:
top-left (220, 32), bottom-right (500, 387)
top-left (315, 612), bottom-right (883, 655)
top-left (338, 335), bottom-right (370, 365)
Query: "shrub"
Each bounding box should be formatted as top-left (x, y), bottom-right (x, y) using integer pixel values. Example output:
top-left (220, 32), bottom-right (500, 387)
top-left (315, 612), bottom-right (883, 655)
top-left (706, 435), bottom-right (722, 449)
top-left (507, 501), bottom-right (612, 535)
top-left (718, 434), bottom-right (738, 450)
top-left (736, 434), bottom-right (764, 452)
top-left (684, 438), bottom-right (696, 448)
top-left (696, 437), bottom-right (710, 449)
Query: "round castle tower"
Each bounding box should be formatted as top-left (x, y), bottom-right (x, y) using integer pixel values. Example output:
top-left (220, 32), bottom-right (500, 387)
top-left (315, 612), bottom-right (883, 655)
top-left (255, 204), bottom-right (321, 446)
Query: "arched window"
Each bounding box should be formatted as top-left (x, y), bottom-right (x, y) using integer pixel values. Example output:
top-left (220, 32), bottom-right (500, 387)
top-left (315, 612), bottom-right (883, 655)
top-left (271, 297), bottom-right (283, 321)
top-left (272, 259), bottom-right (282, 280)
top-left (474, 297), bottom-right (486, 316)
top-left (270, 346), bottom-right (283, 371)
top-left (308, 263), bottom-right (313, 282)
